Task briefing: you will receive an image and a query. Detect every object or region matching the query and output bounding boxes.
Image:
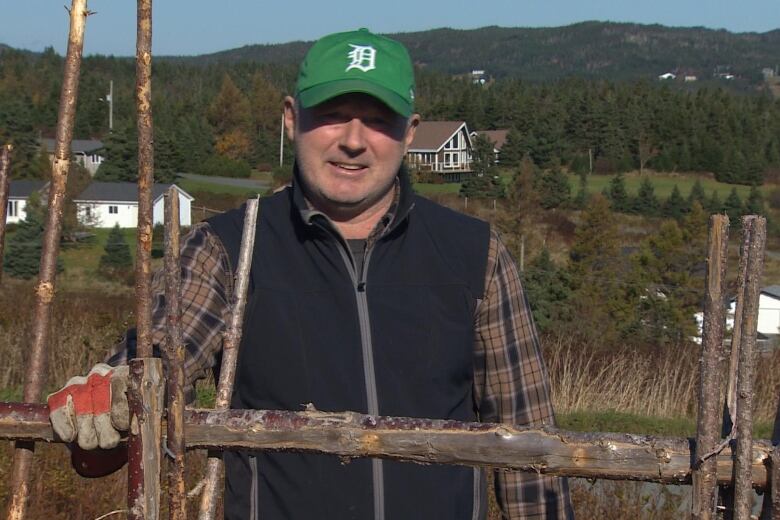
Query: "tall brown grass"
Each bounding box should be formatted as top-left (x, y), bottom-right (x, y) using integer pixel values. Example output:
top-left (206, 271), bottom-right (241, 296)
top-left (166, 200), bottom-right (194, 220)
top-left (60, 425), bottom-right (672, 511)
top-left (543, 335), bottom-right (780, 422)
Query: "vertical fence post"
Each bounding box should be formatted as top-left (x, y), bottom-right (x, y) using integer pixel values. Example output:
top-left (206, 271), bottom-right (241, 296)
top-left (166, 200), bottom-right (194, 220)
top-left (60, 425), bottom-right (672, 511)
top-left (198, 198), bottom-right (259, 520)
top-left (0, 144), bottom-right (13, 282)
top-left (692, 214), bottom-right (729, 520)
top-left (4, 2), bottom-right (89, 519)
top-left (164, 188), bottom-right (187, 520)
top-left (127, 0), bottom-right (160, 518)
top-left (127, 358), bottom-right (164, 520)
top-left (733, 216), bottom-right (767, 520)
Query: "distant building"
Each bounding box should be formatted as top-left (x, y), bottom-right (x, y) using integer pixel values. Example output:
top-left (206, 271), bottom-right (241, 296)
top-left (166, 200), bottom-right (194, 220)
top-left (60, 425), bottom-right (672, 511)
top-left (74, 182), bottom-right (193, 228)
top-left (471, 70), bottom-right (487, 85)
top-left (5, 180), bottom-right (47, 224)
top-left (406, 121), bottom-right (473, 181)
top-left (763, 67), bottom-right (776, 80)
top-left (39, 138), bottom-right (105, 175)
top-left (658, 72), bottom-right (676, 80)
top-left (470, 129), bottom-right (509, 164)
top-left (684, 75), bottom-right (698, 82)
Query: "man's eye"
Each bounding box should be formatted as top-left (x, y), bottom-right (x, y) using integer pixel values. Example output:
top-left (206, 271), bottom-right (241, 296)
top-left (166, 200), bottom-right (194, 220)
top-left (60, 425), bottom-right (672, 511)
top-left (320, 112), bottom-right (348, 123)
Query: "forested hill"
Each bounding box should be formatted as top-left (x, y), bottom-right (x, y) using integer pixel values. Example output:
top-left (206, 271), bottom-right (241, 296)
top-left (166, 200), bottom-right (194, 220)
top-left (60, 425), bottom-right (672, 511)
top-left (180, 22), bottom-right (780, 82)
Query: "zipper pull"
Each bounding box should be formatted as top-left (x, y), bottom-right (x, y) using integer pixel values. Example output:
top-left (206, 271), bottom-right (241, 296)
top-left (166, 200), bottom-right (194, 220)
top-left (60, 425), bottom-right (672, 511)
top-left (357, 281), bottom-right (366, 292)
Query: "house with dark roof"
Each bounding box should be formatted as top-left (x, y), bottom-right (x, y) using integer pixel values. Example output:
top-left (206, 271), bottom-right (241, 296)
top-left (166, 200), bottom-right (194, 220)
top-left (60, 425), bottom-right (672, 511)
top-left (40, 138), bottom-right (105, 175)
top-left (470, 129), bottom-right (509, 164)
top-left (6, 180), bottom-right (48, 224)
top-left (74, 182), bottom-right (193, 228)
top-left (406, 121), bottom-right (472, 180)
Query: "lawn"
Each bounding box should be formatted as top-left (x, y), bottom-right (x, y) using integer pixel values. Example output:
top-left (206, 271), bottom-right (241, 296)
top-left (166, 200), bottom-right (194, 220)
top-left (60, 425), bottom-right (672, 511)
top-left (570, 172), bottom-right (773, 200)
top-left (177, 178), bottom-right (264, 197)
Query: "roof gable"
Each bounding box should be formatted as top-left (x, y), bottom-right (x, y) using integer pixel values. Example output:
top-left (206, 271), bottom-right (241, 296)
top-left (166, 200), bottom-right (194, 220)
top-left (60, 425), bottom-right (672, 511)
top-left (408, 121), bottom-right (469, 152)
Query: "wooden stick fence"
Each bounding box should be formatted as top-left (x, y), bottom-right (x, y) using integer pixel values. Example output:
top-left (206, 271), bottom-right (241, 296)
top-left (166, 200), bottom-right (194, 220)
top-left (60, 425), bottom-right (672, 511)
top-left (0, 2), bottom-right (777, 519)
top-left (4, 1), bottom-right (89, 518)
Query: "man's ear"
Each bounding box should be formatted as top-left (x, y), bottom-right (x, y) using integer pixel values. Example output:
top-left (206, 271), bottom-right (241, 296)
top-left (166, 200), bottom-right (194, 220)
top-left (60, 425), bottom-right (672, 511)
top-left (283, 96), bottom-right (297, 141)
top-left (402, 114), bottom-right (420, 152)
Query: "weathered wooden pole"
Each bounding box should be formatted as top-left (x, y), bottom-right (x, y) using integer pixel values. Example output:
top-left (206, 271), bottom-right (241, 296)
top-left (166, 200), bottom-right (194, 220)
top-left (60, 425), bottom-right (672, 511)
top-left (198, 198), bottom-right (259, 520)
top-left (127, 358), bottom-right (165, 520)
top-left (0, 144), bottom-right (13, 282)
top-left (733, 216), bottom-right (767, 520)
top-left (126, 1), bottom-right (161, 518)
top-left (0, 402), bottom-right (776, 488)
top-left (692, 214), bottom-right (729, 520)
top-left (163, 188), bottom-right (187, 520)
top-left (4, 2), bottom-right (89, 519)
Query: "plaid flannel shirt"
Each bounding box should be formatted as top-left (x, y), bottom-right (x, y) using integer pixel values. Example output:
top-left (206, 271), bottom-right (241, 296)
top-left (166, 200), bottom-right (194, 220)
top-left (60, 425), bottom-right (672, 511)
top-left (108, 217), bottom-right (572, 519)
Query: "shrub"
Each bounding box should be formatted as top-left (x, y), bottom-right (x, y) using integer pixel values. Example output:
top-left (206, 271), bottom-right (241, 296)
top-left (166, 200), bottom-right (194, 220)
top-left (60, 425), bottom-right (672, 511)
top-left (198, 155), bottom-right (252, 178)
top-left (99, 224), bottom-right (133, 282)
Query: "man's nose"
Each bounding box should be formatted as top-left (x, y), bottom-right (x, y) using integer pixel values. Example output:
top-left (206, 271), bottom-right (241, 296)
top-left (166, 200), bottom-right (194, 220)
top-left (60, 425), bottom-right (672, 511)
top-left (340, 118), bottom-right (367, 153)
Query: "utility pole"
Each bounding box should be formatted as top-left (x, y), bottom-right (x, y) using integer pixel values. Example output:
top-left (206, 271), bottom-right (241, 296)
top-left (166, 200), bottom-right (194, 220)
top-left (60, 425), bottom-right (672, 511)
top-left (107, 79), bottom-right (113, 132)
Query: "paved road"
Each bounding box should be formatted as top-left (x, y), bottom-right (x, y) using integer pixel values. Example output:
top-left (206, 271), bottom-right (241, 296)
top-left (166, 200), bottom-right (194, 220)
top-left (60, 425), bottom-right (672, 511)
top-left (178, 172), bottom-right (271, 191)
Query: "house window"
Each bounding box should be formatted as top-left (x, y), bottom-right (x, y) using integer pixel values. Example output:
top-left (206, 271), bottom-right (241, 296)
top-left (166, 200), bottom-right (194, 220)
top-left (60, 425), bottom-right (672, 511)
top-left (90, 154), bottom-right (102, 164)
top-left (7, 200), bottom-right (18, 217)
top-left (84, 206), bottom-right (91, 219)
top-left (108, 205), bottom-right (118, 214)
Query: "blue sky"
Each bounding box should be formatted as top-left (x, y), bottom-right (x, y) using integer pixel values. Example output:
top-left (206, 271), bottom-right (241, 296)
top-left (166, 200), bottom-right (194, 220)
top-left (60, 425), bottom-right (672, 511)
top-left (4, 0), bottom-right (779, 57)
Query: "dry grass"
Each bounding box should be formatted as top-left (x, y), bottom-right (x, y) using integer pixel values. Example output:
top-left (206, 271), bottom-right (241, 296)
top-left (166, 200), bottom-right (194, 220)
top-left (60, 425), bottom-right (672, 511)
top-left (544, 335), bottom-right (780, 422)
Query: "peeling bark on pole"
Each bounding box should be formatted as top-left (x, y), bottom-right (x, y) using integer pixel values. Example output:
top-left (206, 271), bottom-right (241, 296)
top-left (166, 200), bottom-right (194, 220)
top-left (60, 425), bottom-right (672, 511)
top-left (127, 358), bottom-right (164, 520)
top-left (163, 189), bottom-right (187, 520)
top-left (0, 144), bottom-right (13, 283)
top-left (693, 215), bottom-right (729, 520)
top-left (5, 2), bottom-right (89, 519)
top-left (134, 0), bottom-right (154, 359)
top-left (199, 198), bottom-right (259, 520)
top-left (733, 216), bottom-right (766, 520)
top-left (0, 402), bottom-right (776, 488)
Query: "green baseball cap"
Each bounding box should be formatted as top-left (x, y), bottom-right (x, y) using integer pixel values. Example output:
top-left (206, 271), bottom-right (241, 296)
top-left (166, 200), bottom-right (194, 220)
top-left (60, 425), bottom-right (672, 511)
top-left (296, 28), bottom-right (415, 117)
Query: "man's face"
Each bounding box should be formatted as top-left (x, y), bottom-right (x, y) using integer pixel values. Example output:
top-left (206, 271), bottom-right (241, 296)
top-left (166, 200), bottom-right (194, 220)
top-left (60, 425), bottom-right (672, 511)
top-left (284, 93), bottom-right (418, 219)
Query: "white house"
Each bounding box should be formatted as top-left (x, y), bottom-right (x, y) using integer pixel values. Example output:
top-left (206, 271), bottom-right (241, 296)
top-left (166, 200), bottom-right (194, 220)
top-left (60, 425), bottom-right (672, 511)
top-left (727, 285), bottom-right (780, 348)
top-left (40, 138), bottom-right (105, 175)
top-left (658, 72), bottom-right (677, 80)
top-left (406, 121), bottom-right (473, 181)
top-left (74, 182), bottom-right (193, 228)
top-left (6, 180), bottom-right (47, 224)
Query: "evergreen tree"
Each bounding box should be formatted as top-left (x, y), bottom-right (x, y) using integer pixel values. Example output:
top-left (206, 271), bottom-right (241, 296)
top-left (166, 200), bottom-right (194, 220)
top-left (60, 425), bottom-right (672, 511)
top-left (573, 172), bottom-right (588, 209)
top-left (99, 224), bottom-right (133, 278)
top-left (471, 134), bottom-right (496, 178)
top-left (662, 185), bottom-right (688, 220)
top-left (498, 128), bottom-right (524, 168)
top-left (537, 161), bottom-right (571, 209)
top-left (687, 179), bottom-right (707, 207)
top-left (706, 190), bottom-right (723, 214)
top-left (95, 123), bottom-right (138, 182)
top-left (4, 203), bottom-right (60, 278)
top-left (744, 185), bottom-right (764, 215)
top-left (634, 177), bottom-right (660, 216)
top-left (521, 249), bottom-right (572, 332)
top-left (723, 188), bottom-right (743, 222)
top-left (607, 173), bottom-right (631, 212)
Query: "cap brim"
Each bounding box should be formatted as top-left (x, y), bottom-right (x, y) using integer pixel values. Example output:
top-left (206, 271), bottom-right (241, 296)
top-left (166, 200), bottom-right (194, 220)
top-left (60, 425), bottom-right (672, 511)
top-left (298, 79), bottom-right (412, 117)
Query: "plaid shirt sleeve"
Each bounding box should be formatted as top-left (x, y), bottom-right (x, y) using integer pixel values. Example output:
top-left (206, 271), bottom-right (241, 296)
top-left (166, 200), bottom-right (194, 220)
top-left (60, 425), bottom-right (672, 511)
top-left (473, 231), bottom-right (573, 519)
top-left (106, 222), bottom-right (233, 403)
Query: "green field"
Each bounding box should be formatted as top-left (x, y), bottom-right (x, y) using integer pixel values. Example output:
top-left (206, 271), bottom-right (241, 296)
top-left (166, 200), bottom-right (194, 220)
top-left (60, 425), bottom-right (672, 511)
top-left (177, 178), bottom-right (264, 197)
top-left (414, 171), bottom-right (777, 200)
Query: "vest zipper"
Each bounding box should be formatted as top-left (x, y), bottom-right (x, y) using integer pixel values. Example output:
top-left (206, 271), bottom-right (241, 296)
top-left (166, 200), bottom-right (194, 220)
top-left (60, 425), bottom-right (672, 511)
top-left (334, 239), bottom-right (384, 520)
top-left (250, 455), bottom-right (259, 520)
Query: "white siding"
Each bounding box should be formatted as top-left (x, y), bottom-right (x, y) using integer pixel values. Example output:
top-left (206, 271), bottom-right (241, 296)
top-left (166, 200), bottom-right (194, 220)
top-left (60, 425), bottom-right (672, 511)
top-left (728, 293), bottom-right (780, 336)
top-left (152, 192), bottom-right (191, 226)
top-left (78, 202), bottom-right (138, 228)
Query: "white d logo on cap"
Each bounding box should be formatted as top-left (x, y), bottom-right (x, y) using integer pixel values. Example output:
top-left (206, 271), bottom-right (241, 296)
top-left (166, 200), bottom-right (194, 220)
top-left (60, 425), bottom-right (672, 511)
top-left (346, 44), bottom-right (377, 72)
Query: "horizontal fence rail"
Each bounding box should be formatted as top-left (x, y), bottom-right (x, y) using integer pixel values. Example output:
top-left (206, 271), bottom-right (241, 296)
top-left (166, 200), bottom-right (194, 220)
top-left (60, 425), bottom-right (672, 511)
top-left (0, 402), bottom-right (773, 489)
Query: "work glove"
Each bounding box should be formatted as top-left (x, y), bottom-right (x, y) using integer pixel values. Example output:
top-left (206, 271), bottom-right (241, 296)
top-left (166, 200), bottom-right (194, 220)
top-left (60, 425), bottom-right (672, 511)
top-left (47, 363), bottom-right (129, 450)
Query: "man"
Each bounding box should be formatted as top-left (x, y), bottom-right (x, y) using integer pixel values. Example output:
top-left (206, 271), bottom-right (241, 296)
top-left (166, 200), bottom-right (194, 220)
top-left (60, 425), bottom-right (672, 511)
top-left (47, 29), bottom-right (572, 519)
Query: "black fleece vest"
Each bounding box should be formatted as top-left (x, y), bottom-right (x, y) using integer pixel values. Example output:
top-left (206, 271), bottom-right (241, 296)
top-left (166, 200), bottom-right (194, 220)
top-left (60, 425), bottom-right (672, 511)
top-left (208, 182), bottom-right (490, 520)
